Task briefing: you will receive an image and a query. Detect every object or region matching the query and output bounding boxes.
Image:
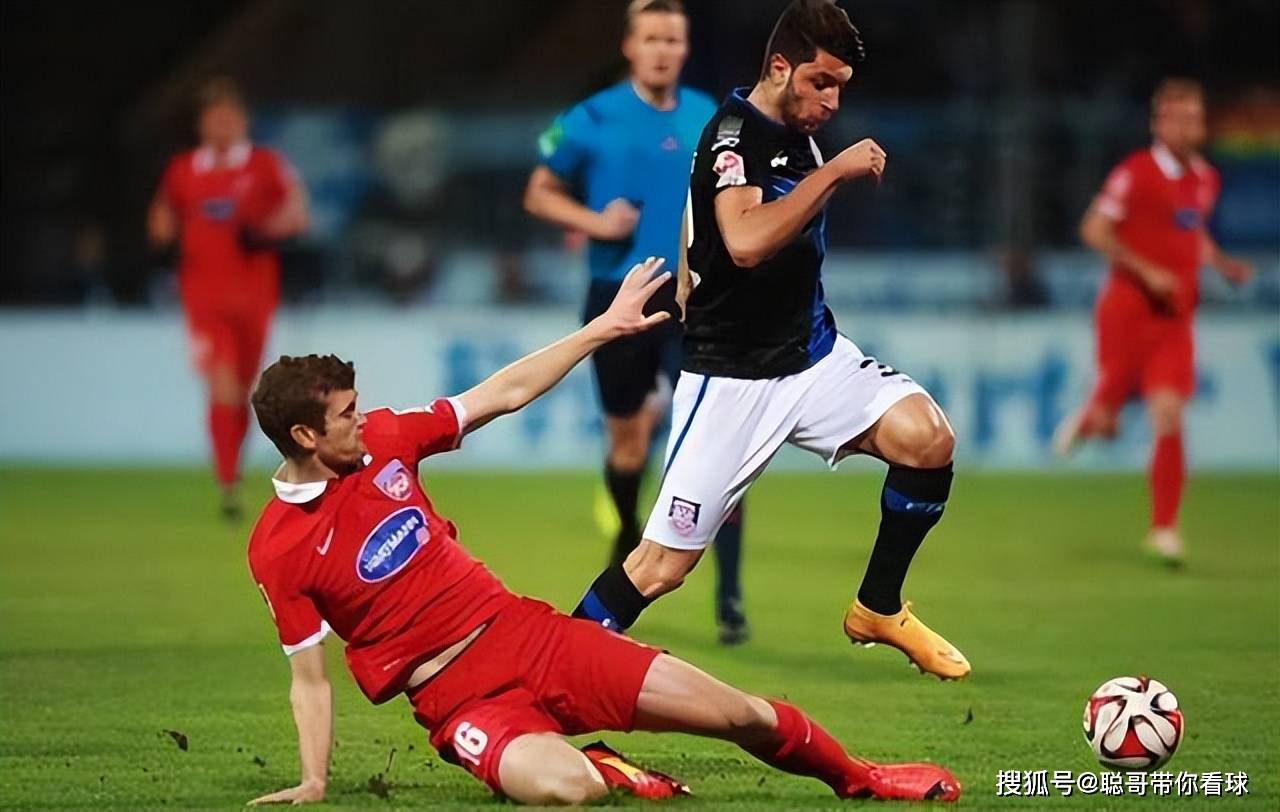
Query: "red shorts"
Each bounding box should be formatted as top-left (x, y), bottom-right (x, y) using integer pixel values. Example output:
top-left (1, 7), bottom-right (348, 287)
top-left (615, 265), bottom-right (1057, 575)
top-left (406, 598), bottom-right (661, 795)
top-left (183, 298), bottom-right (275, 384)
top-left (1090, 298), bottom-right (1194, 412)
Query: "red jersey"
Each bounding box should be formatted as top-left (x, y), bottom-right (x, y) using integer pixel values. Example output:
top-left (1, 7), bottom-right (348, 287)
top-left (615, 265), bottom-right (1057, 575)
top-left (1093, 142), bottom-right (1220, 316)
top-left (160, 142), bottom-right (292, 305)
top-left (247, 399), bottom-right (517, 704)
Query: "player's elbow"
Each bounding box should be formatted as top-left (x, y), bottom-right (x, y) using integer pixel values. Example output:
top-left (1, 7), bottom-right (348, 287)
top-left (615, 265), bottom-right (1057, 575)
top-left (1078, 213), bottom-right (1107, 251)
top-left (522, 179), bottom-right (547, 219)
top-left (723, 237), bottom-right (765, 269)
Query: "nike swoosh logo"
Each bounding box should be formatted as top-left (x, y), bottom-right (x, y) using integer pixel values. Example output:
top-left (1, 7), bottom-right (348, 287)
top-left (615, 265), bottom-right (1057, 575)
top-left (316, 528), bottom-right (334, 556)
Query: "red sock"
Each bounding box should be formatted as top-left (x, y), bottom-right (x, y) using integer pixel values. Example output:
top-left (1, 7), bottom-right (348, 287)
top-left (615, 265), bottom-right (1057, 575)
top-left (1150, 433), bottom-right (1185, 529)
top-left (209, 403), bottom-right (250, 487)
top-left (742, 700), bottom-right (871, 798)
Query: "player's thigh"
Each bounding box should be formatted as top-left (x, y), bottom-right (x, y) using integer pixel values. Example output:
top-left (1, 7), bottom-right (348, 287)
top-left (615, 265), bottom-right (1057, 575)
top-left (430, 694), bottom-right (562, 796)
top-left (1090, 304), bottom-right (1150, 415)
top-left (633, 654), bottom-right (774, 743)
top-left (591, 333), bottom-right (655, 419)
top-left (854, 392), bottom-right (955, 468)
top-left (497, 733), bottom-right (608, 805)
top-left (538, 612), bottom-right (663, 734)
top-left (184, 307), bottom-right (239, 397)
top-left (233, 304), bottom-right (275, 387)
top-left (644, 373), bottom-right (796, 550)
top-left (1141, 320), bottom-right (1194, 412)
top-left (790, 336), bottom-right (934, 467)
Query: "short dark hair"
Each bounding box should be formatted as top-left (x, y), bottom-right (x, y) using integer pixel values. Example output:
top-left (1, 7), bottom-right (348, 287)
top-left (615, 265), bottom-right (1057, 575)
top-left (1151, 77), bottom-right (1205, 115)
top-left (251, 354), bottom-right (356, 458)
top-left (197, 76), bottom-right (245, 112)
top-left (760, 0), bottom-right (865, 80)
top-left (625, 0), bottom-right (686, 34)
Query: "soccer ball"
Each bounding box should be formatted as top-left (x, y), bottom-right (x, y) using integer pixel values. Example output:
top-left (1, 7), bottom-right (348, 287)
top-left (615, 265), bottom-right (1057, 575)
top-left (1082, 676), bottom-right (1183, 771)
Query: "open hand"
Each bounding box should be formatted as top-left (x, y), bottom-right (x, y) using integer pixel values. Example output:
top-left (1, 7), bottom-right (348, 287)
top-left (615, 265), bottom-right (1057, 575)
top-left (599, 257), bottom-right (672, 338)
top-left (247, 781), bottom-right (325, 806)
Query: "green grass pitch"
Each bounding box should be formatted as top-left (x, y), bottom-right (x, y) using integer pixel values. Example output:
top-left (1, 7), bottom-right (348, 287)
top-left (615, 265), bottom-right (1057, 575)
top-left (1, 467), bottom-right (1276, 810)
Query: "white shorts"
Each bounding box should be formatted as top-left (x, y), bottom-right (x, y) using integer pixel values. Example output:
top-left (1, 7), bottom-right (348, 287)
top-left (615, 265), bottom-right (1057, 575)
top-left (643, 335), bottom-right (929, 550)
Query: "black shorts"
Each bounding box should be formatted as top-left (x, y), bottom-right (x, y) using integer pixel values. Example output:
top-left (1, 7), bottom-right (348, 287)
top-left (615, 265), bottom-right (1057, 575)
top-left (583, 279), bottom-right (682, 417)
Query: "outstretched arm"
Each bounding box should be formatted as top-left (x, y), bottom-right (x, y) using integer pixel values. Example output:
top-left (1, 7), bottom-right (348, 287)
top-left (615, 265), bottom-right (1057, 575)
top-left (248, 643), bottom-right (332, 806)
top-left (456, 258), bottom-right (671, 433)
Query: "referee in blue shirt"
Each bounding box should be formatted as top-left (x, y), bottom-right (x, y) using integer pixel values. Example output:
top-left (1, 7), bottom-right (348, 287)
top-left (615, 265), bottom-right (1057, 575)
top-left (524, 0), bottom-right (747, 644)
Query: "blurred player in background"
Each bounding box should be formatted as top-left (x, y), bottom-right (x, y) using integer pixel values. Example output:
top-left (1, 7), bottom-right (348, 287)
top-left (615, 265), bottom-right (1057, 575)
top-left (243, 260), bottom-right (960, 806)
top-left (572, 0), bottom-right (969, 681)
top-left (1054, 78), bottom-right (1254, 565)
top-left (148, 78), bottom-right (309, 519)
top-left (524, 0), bottom-right (749, 643)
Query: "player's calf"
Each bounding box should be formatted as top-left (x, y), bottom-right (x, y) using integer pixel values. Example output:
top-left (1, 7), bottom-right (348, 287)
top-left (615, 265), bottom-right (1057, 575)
top-left (572, 542), bottom-right (700, 630)
top-left (497, 734), bottom-right (609, 805)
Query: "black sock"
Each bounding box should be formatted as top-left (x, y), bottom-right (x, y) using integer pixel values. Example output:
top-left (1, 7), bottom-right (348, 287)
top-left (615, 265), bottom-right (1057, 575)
top-left (713, 503), bottom-right (745, 616)
top-left (605, 465), bottom-right (642, 565)
top-left (572, 562), bottom-right (652, 631)
top-left (857, 463), bottom-right (953, 615)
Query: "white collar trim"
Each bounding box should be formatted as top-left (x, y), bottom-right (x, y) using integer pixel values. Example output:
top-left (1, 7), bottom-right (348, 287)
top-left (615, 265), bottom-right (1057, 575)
top-left (270, 455), bottom-right (374, 504)
top-left (271, 465), bottom-right (330, 504)
top-left (193, 141), bottom-right (252, 172)
top-left (1151, 142), bottom-right (1185, 180)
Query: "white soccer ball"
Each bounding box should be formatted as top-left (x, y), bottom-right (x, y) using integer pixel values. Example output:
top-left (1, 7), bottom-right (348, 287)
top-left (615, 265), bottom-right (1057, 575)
top-left (1082, 676), bottom-right (1183, 771)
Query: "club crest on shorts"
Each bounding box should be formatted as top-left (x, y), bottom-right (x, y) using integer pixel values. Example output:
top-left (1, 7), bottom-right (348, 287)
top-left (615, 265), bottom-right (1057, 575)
top-left (668, 497), bottom-right (701, 537)
top-left (372, 459), bottom-right (414, 501)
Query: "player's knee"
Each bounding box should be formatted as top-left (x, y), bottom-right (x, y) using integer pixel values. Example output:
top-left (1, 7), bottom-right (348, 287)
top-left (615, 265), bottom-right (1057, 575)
top-left (626, 547), bottom-right (694, 598)
top-left (607, 442), bottom-right (648, 472)
top-left (606, 420), bottom-right (650, 472)
top-left (896, 421), bottom-right (954, 469)
top-left (1149, 398), bottom-right (1184, 437)
top-left (720, 693), bottom-right (773, 735)
top-left (533, 764), bottom-right (608, 805)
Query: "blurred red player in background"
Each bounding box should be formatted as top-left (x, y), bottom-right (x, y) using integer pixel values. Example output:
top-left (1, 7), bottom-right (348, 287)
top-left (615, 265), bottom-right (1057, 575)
top-left (1055, 78), bottom-right (1254, 564)
top-left (149, 78), bottom-right (309, 518)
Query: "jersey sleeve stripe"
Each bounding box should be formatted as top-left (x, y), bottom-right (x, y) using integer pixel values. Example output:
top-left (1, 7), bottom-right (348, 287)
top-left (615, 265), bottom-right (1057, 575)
top-left (282, 620), bottom-right (332, 656)
top-left (446, 396), bottom-right (468, 441)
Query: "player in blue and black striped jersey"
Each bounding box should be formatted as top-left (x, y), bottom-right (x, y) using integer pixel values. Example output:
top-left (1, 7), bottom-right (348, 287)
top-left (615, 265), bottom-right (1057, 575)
top-left (524, 0), bottom-right (749, 644)
top-left (573, 0), bottom-right (971, 681)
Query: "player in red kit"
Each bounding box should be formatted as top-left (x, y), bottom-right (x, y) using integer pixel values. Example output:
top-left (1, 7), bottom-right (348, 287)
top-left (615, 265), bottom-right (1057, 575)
top-left (243, 259), bottom-right (960, 806)
top-left (148, 78), bottom-right (309, 519)
top-left (1054, 79), bottom-right (1254, 564)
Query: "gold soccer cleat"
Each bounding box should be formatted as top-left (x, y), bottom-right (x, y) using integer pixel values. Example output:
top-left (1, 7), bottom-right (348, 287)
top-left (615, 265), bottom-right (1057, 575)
top-left (843, 600), bottom-right (971, 681)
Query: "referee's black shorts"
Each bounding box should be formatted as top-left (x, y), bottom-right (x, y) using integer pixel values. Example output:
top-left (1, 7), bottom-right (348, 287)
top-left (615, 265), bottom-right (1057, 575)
top-left (583, 278), bottom-right (682, 417)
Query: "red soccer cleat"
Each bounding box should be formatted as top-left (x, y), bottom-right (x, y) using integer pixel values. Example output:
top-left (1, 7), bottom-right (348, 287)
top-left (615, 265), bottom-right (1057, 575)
top-left (581, 741), bottom-right (692, 800)
top-left (841, 758), bottom-right (962, 802)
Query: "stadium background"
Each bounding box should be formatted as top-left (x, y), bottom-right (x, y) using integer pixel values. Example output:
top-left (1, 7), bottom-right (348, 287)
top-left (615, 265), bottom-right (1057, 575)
top-left (1, 1), bottom-right (1277, 809)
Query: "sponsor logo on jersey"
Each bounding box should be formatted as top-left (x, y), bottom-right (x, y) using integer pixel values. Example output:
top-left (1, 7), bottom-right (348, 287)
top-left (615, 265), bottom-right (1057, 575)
top-left (668, 497), bottom-right (701, 536)
top-left (713, 151), bottom-right (747, 189)
top-left (713, 115), bottom-right (743, 150)
top-left (661, 135), bottom-right (679, 151)
top-left (372, 459), bottom-right (414, 501)
top-left (771, 151), bottom-right (789, 168)
top-left (356, 507), bottom-right (430, 582)
top-left (1173, 207), bottom-right (1201, 230)
top-left (199, 197), bottom-right (237, 222)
